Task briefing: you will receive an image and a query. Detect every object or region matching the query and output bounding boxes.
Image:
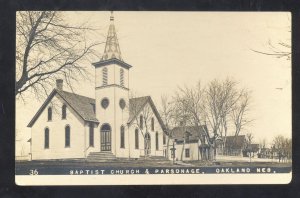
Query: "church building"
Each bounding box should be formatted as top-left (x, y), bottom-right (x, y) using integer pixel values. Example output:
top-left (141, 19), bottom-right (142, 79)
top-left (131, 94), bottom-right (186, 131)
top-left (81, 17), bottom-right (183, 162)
top-left (27, 13), bottom-right (168, 161)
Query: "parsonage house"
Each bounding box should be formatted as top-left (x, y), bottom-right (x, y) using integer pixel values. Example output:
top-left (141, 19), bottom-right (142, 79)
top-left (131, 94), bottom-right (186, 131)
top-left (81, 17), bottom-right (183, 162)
top-left (27, 13), bottom-right (168, 161)
top-left (167, 126), bottom-right (211, 161)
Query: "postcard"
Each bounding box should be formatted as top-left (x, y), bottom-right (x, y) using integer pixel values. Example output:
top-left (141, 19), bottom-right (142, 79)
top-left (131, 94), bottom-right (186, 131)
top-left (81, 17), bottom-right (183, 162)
top-left (15, 11), bottom-right (292, 185)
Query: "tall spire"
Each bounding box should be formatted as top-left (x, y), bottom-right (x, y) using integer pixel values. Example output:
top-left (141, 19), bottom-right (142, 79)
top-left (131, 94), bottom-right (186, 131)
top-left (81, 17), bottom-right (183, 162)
top-left (101, 11), bottom-right (123, 61)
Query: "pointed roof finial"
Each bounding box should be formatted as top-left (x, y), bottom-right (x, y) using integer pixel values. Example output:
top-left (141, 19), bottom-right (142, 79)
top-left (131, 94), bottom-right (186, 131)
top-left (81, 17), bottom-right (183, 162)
top-left (101, 11), bottom-right (122, 61)
top-left (110, 11), bottom-right (114, 21)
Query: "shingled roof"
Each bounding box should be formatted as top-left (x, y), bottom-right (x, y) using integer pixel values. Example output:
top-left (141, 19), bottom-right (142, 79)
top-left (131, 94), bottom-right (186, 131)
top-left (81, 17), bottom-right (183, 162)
top-left (28, 90), bottom-right (167, 132)
top-left (128, 96), bottom-right (167, 132)
top-left (27, 89), bottom-right (98, 127)
top-left (170, 125), bottom-right (208, 141)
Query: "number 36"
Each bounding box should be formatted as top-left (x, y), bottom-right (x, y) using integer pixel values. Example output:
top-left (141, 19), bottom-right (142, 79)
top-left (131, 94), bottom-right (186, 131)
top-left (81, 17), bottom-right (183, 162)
top-left (29, 169), bottom-right (38, 175)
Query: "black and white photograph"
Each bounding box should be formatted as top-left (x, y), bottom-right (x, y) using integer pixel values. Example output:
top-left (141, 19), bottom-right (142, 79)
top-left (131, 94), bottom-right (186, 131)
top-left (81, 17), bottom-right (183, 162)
top-left (15, 11), bottom-right (292, 185)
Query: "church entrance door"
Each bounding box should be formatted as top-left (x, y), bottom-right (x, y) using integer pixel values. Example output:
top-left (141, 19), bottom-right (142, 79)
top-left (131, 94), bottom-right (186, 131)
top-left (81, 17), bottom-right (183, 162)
top-left (100, 124), bottom-right (111, 151)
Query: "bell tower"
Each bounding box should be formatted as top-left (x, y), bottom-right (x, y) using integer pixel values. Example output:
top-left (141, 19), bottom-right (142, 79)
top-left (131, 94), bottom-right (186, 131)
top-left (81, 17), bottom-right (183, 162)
top-left (92, 12), bottom-right (132, 157)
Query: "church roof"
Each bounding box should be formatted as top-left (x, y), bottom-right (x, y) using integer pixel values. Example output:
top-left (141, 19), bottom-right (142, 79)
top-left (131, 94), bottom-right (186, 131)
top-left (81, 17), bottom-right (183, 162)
top-left (27, 89), bottom-right (98, 127)
top-left (128, 96), bottom-right (167, 132)
top-left (101, 12), bottom-right (122, 61)
top-left (57, 90), bottom-right (98, 122)
top-left (28, 90), bottom-right (167, 132)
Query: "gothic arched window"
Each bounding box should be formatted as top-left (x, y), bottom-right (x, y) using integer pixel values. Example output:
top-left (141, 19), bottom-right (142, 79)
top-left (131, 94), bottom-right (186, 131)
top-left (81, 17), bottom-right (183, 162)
top-left (120, 68), bottom-right (124, 86)
top-left (62, 104), bottom-right (67, 119)
top-left (135, 129), bottom-right (139, 149)
top-left (120, 126), bottom-right (125, 148)
top-left (48, 107), bottom-right (52, 121)
top-left (140, 115), bottom-right (143, 129)
top-left (65, 125), bottom-right (70, 147)
top-left (102, 67), bottom-right (108, 85)
top-left (151, 117), bottom-right (154, 131)
top-left (44, 128), bottom-right (49, 149)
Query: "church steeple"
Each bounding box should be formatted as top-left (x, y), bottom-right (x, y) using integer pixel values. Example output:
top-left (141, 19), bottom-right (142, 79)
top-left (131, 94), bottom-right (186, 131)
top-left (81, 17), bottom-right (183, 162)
top-left (101, 11), bottom-right (123, 61)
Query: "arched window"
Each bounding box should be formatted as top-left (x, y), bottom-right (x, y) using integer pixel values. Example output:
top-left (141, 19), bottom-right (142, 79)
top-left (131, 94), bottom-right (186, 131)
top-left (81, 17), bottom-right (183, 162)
top-left (44, 128), bottom-right (49, 149)
top-left (89, 123), bottom-right (94, 147)
top-left (163, 133), bottom-right (166, 145)
top-left (155, 132), bottom-right (159, 150)
top-left (135, 129), bottom-right (139, 149)
top-left (65, 125), bottom-right (70, 147)
top-left (120, 126), bottom-right (125, 148)
top-left (48, 107), bottom-right (52, 121)
top-left (62, 104), bottom-right (67, 119)
top-left (120, 68), bottom-right (124, 86)
top-left (102, 67), bottom-right (108, 85)
top-left (151, 117), bottom-right (154, 131)
top-left (140, 115), bottom-right (143, 129)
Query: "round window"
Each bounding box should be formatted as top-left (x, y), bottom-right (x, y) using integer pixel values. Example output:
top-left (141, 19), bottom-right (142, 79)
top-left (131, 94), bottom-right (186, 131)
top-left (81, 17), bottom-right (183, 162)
top-left (119, 99), bottom-right (126, 110)
top-left (101, 98), bottom-right (109, 109)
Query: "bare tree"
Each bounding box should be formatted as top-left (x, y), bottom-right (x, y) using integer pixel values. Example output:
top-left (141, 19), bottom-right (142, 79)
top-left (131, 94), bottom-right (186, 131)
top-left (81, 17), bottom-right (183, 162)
top-left (164, 78), bottom-right (252, 161)
top-left (245, 133), bottom-right (254, 147)
top-left (172, 92), bottom-right (191, 161)
top-left (245, 132), bottom-right (254, 162)
top-left (173, 82), bottom-right (212, 160)
top-left (251, 16), bottom-right (291, 60)
top-left (259, 138), bottom-right (267, 149)
top-left (204, 78), bottom-right (244, 158)
top-left (251, 40), bottom-right (291, 60)
top-left (160, 95), bottom-right (174, 159)
top-left (231, 89), bottom-right (252, 137)
top-left (16, 11), bottom-right (101, 100)
top-left (272, 135), bottom-right (292, 163)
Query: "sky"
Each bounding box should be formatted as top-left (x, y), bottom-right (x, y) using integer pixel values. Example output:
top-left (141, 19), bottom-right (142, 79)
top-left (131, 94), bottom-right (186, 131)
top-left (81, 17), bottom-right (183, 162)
top-left (16, 12), bottom-right (291, 155)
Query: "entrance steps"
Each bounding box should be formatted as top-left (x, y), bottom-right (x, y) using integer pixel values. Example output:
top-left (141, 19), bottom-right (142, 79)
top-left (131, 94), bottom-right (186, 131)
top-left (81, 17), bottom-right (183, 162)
top-left (87, 152), bottom-right (116, 162)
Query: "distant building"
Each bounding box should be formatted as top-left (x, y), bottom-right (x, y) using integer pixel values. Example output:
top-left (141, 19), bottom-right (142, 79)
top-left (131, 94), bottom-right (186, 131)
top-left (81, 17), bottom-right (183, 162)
top-left (216, 135), bottom-right (246, 156)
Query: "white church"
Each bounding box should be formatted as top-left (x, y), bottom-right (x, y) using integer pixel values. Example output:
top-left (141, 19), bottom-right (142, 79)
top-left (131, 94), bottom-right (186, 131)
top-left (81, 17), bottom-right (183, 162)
top-left (27, 13), bottom-right (169, 161)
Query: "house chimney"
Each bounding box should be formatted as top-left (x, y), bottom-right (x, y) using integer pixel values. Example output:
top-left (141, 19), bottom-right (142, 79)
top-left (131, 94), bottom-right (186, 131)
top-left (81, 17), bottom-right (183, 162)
top-left (56, 79), bottom-right (63, 90)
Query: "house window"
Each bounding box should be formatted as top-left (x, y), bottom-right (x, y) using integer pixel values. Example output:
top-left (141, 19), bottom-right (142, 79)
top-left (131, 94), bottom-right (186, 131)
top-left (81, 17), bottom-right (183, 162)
top-left (120, 68), bottom-right (124, 86)
top-left (62, 104), bottom-right (67, 119)
top-left (135, 129), bottom-right (139, 149)
top-left (65, 125), bottom-right (70, 147)
top-left (89, 123), bottom-right (94, 147)
top-left (102, 67), bottom-right (108, 85)
top-left (44, 128), bottom-right (49, 149)
top-left (185, 148), bottom-right (190, 158)
top-left (163, 133), bottom-right (166, 145)
top-left (140, 115), bottom-right (143, 129)
top-left (156, 132), bottom-right (159, 150)
top-left (151, 118), bottom-right (154, 131)
top-left (47, 107), bottom-right (52, 121)
top-left (120, 126), bottom-right (125, 148)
